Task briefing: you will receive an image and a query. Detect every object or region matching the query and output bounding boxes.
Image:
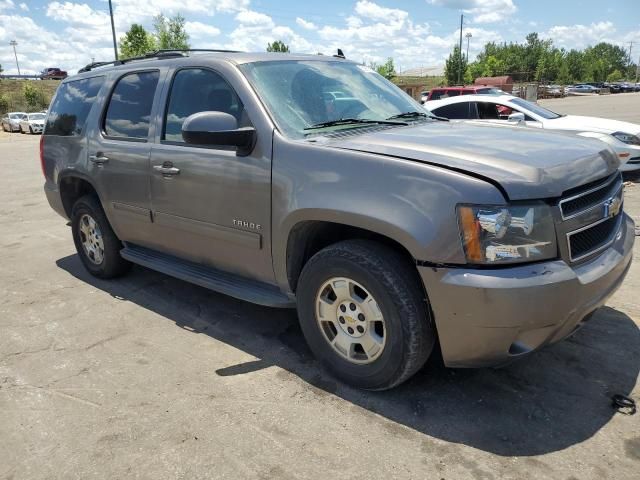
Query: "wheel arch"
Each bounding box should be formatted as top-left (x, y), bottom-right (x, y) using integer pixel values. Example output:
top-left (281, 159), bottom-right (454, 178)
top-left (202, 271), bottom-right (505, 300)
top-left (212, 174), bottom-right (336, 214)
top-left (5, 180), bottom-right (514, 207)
top-left (284, 214), bottom-right (423, 294)
top-left (58, 172), bottom-right (102, 219)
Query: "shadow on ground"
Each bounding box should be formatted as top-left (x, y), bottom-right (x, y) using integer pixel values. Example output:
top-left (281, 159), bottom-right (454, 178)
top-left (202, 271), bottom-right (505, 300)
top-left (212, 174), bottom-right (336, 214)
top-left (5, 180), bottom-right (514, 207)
top-left (57, 254), bottom-right (639, 457)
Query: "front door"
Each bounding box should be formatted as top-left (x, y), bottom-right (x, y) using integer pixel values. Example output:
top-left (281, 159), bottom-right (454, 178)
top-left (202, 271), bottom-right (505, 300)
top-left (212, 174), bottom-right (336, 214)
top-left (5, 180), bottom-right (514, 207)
top-left (87, 70), bottom-right (162, 247)
top-left (148, 67), bottom-right (273, 283)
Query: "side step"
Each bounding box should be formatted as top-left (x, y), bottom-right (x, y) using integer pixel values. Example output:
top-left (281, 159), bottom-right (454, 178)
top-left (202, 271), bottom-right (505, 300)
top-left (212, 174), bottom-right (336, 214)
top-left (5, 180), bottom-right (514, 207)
top-left (120, 244), bottom-right (295, 308)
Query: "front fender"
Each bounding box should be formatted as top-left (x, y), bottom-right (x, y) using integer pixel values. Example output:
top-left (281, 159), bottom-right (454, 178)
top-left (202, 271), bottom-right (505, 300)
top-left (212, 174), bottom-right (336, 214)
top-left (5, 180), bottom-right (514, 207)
top-left (271, 133), bottom-right (505, 292)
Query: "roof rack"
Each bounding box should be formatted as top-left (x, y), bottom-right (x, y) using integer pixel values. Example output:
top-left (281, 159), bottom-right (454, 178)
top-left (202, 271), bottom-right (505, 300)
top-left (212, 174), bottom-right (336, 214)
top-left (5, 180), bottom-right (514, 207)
top-left (78, 49), bottom-right (242, 73)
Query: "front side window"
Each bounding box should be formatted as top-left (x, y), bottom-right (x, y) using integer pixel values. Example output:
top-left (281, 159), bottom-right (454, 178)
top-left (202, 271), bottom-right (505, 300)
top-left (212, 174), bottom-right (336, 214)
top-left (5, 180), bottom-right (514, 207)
top-left (164, 68), bottom-right (246, 143)
top-left (104, 71), bottom-right (159, 139)
top-left (45, 76), bottom-right (104, 136)
top-left (240, 60), bottom-right (432, 139)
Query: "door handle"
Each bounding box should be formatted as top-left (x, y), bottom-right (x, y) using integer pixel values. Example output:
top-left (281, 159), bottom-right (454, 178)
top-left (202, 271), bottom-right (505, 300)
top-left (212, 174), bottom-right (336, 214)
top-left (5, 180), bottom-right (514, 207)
top-left (153, 164), bottom-right (181, 176)
top-left (89, 154), bottom-right (109, 164)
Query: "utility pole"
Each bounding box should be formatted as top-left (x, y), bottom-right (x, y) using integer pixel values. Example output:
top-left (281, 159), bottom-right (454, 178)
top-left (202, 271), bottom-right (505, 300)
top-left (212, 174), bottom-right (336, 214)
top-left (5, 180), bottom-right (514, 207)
top-left (636, 55), bottom-right (639, 84)
top-left (457, 14), bottom-right (463, 85)
top-left (628, 41), bottom-right (633, 79)
top-left (108, 0), bottom-right (118, 60)
top-left (10, 40), bottom-right (20, 75)
top-left (465, 32), bottom-right (472, 61)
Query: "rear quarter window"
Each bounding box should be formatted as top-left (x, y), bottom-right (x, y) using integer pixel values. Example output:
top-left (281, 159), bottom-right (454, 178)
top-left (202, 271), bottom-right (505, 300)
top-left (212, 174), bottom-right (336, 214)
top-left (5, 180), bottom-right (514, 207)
top-left (432, 102), bottom-right (472, 119)
top-left (45, 76), bottom-right (104, 136)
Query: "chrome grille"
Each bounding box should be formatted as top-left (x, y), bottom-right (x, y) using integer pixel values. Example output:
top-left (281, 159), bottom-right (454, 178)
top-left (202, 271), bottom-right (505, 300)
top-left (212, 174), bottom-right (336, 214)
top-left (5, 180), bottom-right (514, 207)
top-left (567, 215), bottom-right (622, 261)
top-left (559, 173), bottom-right (624, 262)
top-left (559, 173), bottom-right (620, 219)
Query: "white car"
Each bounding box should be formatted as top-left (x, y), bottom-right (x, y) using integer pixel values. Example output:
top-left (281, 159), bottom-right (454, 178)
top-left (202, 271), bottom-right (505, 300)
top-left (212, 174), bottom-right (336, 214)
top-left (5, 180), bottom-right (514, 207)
top-left (1, 112), bottom-right (27, 132)
top-left (18, 112), bottom-right (46, 134)
top-left (426, 94), bottom-right (640, 172)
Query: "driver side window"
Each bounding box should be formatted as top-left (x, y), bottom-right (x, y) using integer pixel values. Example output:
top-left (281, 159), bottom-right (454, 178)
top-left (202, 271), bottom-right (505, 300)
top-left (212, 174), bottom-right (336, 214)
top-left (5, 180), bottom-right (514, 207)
top-left (163, 68), bottom-right (247, 143)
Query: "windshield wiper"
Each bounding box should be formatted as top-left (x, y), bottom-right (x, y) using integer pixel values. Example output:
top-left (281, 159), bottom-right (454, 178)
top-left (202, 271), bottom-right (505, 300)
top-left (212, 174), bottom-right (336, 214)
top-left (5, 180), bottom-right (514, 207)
top-left (304, 118), bottom-right (407, 131)
top-left (387, 111), bottom-right (449, 122)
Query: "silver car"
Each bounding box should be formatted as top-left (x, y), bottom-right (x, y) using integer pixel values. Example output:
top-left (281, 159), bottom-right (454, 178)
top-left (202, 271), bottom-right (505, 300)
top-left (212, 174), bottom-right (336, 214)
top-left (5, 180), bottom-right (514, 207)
top-left (1, 112), bottom-right (27, 132)
top-left (19, 112), bottom-right (46, 134)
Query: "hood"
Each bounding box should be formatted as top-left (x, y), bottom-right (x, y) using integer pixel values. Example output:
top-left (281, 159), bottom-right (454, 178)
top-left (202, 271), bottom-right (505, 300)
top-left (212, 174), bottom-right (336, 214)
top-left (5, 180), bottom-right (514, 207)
top-left (547, 115), bottom-right (640, 136)
top-left (323, 121), bottom-right (619, 200)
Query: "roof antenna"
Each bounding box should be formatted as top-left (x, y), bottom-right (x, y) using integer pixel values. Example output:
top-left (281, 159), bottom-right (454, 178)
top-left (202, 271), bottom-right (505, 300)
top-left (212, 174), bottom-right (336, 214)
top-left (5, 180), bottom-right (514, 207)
top-left (334, 48), bottom-right (345, 59)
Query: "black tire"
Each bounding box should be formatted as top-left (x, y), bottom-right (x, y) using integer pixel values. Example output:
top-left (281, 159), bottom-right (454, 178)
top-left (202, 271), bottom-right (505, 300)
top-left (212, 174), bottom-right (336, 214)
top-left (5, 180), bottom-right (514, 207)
top-left (19, 126), bottom-right (24, 134)
top-left (71, 194), bottom-right (131, 279)
top-left (296, 240), bottom-right (435, 390)
top-left (29, 126), bottom-right (34, 134)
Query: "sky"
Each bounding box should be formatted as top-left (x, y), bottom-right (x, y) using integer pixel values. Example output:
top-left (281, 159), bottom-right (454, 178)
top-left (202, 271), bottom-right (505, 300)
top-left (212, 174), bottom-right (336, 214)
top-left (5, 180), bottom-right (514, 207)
top-left (0, 0), bottom-right (639, 74)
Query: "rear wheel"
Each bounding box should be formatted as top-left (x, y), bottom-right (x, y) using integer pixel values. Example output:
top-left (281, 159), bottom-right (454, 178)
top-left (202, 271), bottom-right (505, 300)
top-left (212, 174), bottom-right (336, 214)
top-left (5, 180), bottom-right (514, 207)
top-left (71, 195), bottom-right (131, 279)
top-left (296, 240), bottom-right (435, 390)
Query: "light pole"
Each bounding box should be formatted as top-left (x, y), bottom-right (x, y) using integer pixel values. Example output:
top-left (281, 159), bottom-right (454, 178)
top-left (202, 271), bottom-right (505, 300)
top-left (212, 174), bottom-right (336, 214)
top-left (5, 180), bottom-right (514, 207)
top-left (465, 32), bottom-right (472, 61)
top-left (108, 0), bottom-right (118, 60)
top-left (10, 40), bottom-right (20, 75)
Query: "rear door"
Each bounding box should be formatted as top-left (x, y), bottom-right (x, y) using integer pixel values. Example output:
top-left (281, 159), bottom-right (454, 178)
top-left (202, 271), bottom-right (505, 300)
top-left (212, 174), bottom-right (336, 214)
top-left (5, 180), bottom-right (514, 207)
top-left (147, 66), bottom-right (274, 283)
top-left (86, 69), bottom-right (163, 246)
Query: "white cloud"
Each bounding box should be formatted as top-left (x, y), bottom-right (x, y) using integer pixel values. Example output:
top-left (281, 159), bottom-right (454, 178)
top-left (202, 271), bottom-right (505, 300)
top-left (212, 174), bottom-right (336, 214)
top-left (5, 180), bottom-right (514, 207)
top-left (235, 9), bottom-right (273, 26)
top-left (46, 2), bottom-right (110, 28)
top-left (0, 0), bottom-right (15, 12)
top-left (542, 21), bottom-right (617, 50)
top-left (355, 0), bottom-right (408, 24)
top-left (427, 0), bottom-right (517, 24)
top-left (186, 21), bottom-right (221, 38)
top-left (296, 17), bottom-right (317, 31)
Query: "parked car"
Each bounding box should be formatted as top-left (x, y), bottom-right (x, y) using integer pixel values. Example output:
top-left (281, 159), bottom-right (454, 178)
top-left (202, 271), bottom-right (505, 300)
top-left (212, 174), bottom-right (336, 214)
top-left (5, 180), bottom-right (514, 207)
top-left (42, 51), bottom-right (633, 390)
top-left (541, 85), bottom-right (563, 97)
top-left (40, 67), bottom-right (68, 80)
top-left (425, 85), bottom-right (504, 101)
top-left (1, 112), bottom-right (27, 132)
top-left (425, 94), bottom-right (640, 171)
top-left (566, 84), bottom-right (600, 94)
top-left (18, 112), bottom-right (46, 134)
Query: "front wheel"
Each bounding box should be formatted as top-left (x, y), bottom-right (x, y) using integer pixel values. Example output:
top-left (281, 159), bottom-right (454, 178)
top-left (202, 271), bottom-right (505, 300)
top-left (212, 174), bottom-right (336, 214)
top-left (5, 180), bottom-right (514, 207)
top-left (29, 126), bottom-right (34, 134)
top-left (296, 240), bottom-right (435, 390)
top-left (71, 195), bottom-right (131, 279)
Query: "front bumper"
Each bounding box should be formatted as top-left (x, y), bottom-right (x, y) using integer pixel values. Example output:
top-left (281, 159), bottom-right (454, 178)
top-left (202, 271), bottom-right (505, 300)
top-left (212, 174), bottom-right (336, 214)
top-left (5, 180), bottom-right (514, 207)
top-left (29, 124), bottom-right (44, 133)
top-left (418, 213), bottom-right (634, 367)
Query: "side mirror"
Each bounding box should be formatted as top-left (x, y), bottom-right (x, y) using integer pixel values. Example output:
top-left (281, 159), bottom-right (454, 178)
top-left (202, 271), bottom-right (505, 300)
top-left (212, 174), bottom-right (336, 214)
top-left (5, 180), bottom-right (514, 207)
top-left (507, 112), bottom-right (526, 124)
top-left (182, 111), bottom-right (256, 156)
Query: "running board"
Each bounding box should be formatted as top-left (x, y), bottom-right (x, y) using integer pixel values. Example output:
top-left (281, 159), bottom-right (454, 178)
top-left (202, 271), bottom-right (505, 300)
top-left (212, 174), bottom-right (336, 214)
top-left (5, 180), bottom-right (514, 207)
top-left (120, 245), bottom-right (295, 308)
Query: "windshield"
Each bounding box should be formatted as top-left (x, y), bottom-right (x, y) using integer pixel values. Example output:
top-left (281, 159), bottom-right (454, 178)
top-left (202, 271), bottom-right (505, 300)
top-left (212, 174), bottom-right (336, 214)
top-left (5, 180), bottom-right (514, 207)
top-left (510, 97), bottom-right (561, 120)
top-left (28, 113), bottom-right (45, 120)
top-left (240, 60), bottom-right (432, 138)
top-left (9, 113), bottom-right (25, 119)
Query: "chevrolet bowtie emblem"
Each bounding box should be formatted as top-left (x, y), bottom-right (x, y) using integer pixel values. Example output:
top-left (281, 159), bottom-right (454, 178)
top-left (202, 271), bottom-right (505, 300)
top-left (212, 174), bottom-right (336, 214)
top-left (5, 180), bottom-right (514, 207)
top-left (603, 196), bottom-right (622, 219)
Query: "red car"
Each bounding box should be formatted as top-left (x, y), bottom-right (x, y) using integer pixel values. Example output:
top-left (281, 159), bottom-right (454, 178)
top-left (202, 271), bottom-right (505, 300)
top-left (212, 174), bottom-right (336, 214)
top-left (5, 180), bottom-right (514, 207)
top-left (40, 68), bottom-right (68, 80)
top-left (424, 86), bottom-right (504, 102)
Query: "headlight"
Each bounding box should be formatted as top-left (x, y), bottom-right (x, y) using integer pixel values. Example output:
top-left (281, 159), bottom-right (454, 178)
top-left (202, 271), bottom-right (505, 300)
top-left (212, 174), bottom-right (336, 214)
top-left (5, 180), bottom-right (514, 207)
top-left (612, 132), bottom-right (640, 146)
top-left (457, 203), bottom-right (557, 264)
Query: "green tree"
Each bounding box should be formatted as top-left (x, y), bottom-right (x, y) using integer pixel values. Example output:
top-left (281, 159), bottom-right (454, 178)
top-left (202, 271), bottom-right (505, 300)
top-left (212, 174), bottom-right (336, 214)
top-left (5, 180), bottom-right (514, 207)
top-left (266, 40), bottom-right (290, 53)
top-left (0, 94), bottom-right (9, 114)
top-left (154, 13), bottom-right (190, 50)
top-left (444, 45), bottom-right (467, 85)
top-left (23, 83), bottom-right (47, 109)
top-left (0, 63), bottom-right (3, 75)
top-left (119, 24), bottom-right (156, 58)
top-left (607, 69), bottom-right (624, 82)
top-left (375, 58), bottom-right (396, 79)
top-left (556, 62), bottom-right (571, 85)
